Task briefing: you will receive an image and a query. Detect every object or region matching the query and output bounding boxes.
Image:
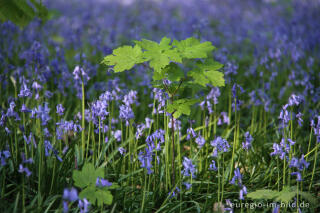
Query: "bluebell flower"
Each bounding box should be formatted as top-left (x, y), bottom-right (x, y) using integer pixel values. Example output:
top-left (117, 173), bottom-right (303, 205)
top-left (207, 87), bottom-right (220, 105)
top-left (291, 172), bottom-right (302, 182)
top-left (56, 120), bottom-right (82, 140)
top-left (239, 185), bottom-right (247, 200)
top-left (21, 104), bottom-right (31, 113)
top-left (181, 157), bottom-right (197, 178)
top-left (296, 112), bottom-right (303, 126)
top-left (32, 81), bottom-right (42, 90)
top-left (45, 90), bottom-right (53, 99)
top-left (63, 187), bottom-right (78, 202)
top-left (56, 104), bottom-right (65, 116)
top-left (118, 147), bottom-right (126, 155)
top-left (44, 140), bottom-right (53, 157)
top-left (232, 83), bottom-right (244, 99)
top-left (145, 117), bottom-right (153, 129)
top-left (21, 153), bottom-right (33, 164)
top-left (288, 94), bottom-right (303, 106)
top-left (169, 187), bottom-right (180, 198)
top-left (78, 198), bottom-right (90, 213)
top-left (138, 149), bottom-right (153, 174)
top-left (96, 177), bottom-right (112, 187)
top-left (186, 127), bottom-right (197, 140)
top-left (113, 130), bottom-right (122, 142)
top-left (73, 66), bottom-right (90, 82)
top-left (136, 123), bottom-right (146, 139)
top-left (242, 131), bottom-right (253, 151)
top-left (119, 104), bottom-right (134, 126)
top-left (6, 101), bottom-right (20, 120)
top-left (224, 199), bottom-right (234, 213)
top-left (0, 150), bottom-right (10, 166)
top-left (217, 112), bottom-right (230, 126)
top-left (123, 90), bottom-right (138, 106)
top-left (279, 104), bottom-right (290, 126)
top-left (18, 82), bottom-right (32, 98)
top-left (150, 88), bottom-right (167, 114)
top-left (34, 103), bottom-right (51, 126)
top-left (195, 135), bottom-right (206, 148)
top-left (230, 168), bottom-right (247, 200)
top-left (311, 116), bottom-right (320, 142)
top-left (230, 168), bottom-right (242, 186)
top-left (5, 127), bottom-right (11, 135)
top-left (18, 164), bottom-right (32, 177)
top-left (209, 160), bottom-right (218, 171)
top-left (43, 128), bottom-right (51, 138)
top-left (183, 182), bottom-right (192, 190)
top-left (63, 201), bottom-right (69, 213)
top-left (272, 204), bottom-right (280, 213)
top-left (210, 137), bottom-right (230, 157)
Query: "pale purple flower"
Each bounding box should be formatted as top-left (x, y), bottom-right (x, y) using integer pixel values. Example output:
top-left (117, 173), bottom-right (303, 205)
top-left (209, 160), bottom-right (218, 171)
top-left (195, 135), bottom-right (206, 148)
top-left (113, 130), bottom-right (122, 142)
top-left (96, 177), bottom-right (112, 187)
top-left (242, 132), bottom-right (253, 150)
top-left (118, 147), bottom-right (126, 155)
top-left (56, 104), bottom-right (65, 116)
top-left (78, 198), bottom-right (90, 213)
top-left (181, 157), bottom-right (197, 178)
top-left (18, 164), bottom-right (32, 177)
top-left (63, 187), bottom-right (78, 202)
top-left (183, 182), bottom-right (192, 190)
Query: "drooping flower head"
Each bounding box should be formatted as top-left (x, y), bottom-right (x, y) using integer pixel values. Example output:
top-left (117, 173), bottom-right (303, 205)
top-left (181, 157), bottom-right (197, 178)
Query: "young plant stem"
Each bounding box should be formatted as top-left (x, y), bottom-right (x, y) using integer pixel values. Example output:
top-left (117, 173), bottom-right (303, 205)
top-left (308, 140), bottom-right (318, 192)
top-left (171, 106), bottom-right (175, 186)
top-left (81, 81), bottom-right (85, 159)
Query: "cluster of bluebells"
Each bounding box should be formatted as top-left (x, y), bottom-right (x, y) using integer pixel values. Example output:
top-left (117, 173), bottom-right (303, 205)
top-left (249, 89), bottom-right (272, 112)
top-left (119, 90), bottom-right (138, 126)
top-left (56, 104), bottom-right (65, 116)
top-left (230, 168), bottom-right (247, 200)
top-left (23, 132), bottom-right (37, 149)
top-left (199, 87), bottom-right (220, 114)
top-left (96, 177), bottom-right (112, 187)
top-left (169, 186), bottom-right (180, 198)
top-left (6, 101), bottom-right (20, 121)
top-left (181, 157), bottom-right (197, 178)
top-left (279, 94), bottom-right (303, 128)
top-left (135, 118), bottom-right (154, 140)
top-left (138, 129), bottom-right (165, 174)
top-left (73, 66), bottom-right (90, 99)
top-left (217, 112), bottom-right (230, 126)
top-left (210, 136), bottom-right (230, 157)
top-left (149, 88), bottom-right (167, 114)
top-left (62, 188), bottom-right (90, 213)
top-left (195, 134), bottom-right (206, 148)
top-left (208, 159), bottom-right (217, 171)
top-left (289, 154), bottom-right (309, 181)
top-left (232, 84), bottom-right (244, 111)
top-left (311, 115), bottom-right (320, 142)
top-left (186, 127), bottom-right (197, 140)
top-left (56, 120), bottom-right (82, 140)
top-left (18, 81), bottom-right (32, 98)
top-left (44, 140), bottom-right (62, 162)
top-left (0, 150), bottom-right (10, 166)
top-left (31, 103), bottom-right (51, 126)
top-left (270, 138), bottom-right (295, 160)
top-left (242, 131), bottom-right (253, 151)
top-left (18, 153), bottom-right (33, 177)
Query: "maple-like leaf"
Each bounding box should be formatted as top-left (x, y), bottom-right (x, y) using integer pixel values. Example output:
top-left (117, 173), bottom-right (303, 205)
top-left (135, 37), bottom-right (182, 72)
top-left (102, 45), bottom-right (144, 72)
top-left (173, 37), bottom-right (215, 59)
